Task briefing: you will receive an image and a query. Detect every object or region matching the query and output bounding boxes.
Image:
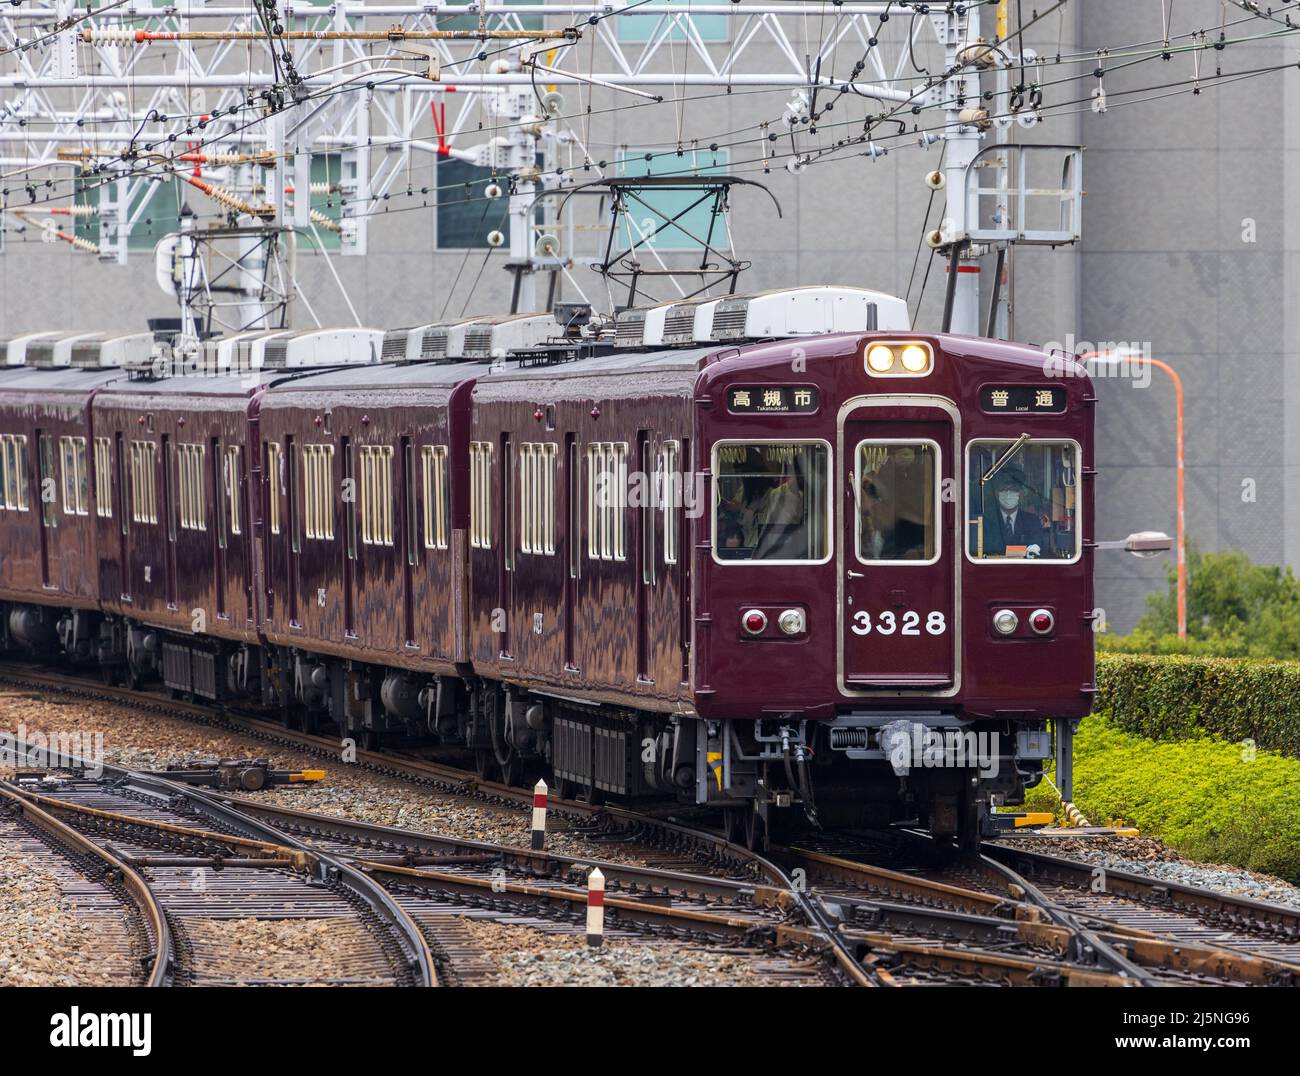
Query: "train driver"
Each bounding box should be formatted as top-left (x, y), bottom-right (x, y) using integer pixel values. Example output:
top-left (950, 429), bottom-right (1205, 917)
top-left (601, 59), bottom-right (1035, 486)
top-left (980, 467), bottom-right (1049, 557)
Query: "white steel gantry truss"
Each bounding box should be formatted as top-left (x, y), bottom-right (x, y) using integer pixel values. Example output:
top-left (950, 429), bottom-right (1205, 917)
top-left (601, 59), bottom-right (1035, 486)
top-left (0, 2), bottom-right (1078, 333)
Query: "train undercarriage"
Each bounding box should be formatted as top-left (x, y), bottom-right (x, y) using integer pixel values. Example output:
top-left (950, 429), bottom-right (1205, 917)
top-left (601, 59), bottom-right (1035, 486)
top-left (1, 602), bottom-right (1049, 851)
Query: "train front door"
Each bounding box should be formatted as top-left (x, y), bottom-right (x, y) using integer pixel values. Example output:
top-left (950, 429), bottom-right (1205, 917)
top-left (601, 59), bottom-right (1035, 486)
top-left (839, 402), bottom-right (957, 691)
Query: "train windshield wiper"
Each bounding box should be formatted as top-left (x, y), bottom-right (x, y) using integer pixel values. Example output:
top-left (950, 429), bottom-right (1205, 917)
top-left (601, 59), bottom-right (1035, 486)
top-left (981, 433), bottom-right (1032, 486)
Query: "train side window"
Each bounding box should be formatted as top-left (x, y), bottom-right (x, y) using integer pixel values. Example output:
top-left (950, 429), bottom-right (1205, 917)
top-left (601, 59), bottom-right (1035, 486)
top-left (130, 440), bottom-right (157, 524)
top-left (403, 439), bottom-right (418, 566)
top-left (94, 437), bottom-right (112, 519)
top-left (37, 434), bottom-right (57, 528)
top-left (470, 441), bottom-right (493, 549)
top-left (1, 435), bottom-right (30, 512)
top-left (966, 439), bottom-right (1080, 563)
top-left (519, 442), bottom-right (556, 556)
top-left (586, 442), bottom-right (627, 562)
top-left (60, 436), bottom-right (89, 516)
top-left (421, 445), bottom-right (449, 550)
top-left (661, 440), bottom-right (679, 565)
top-left (360, 444), bottom-right (394, 546)
top-left (303, 444), bottom-right (335, 541)
top-left (712, 441), bottom-right (831, 565)
top-left (177, 443), bottom-right (207, 531)
top-left (265, 442), bottom-right (283, 536)
top-left (225, 446), bottom-right (242, 536)
top-left (855, 441), bottom-right (939, 564)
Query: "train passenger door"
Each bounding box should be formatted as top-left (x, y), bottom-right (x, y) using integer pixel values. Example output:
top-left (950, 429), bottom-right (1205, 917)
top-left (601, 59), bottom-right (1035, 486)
top-left (840, 404), bottom-right (956, 690)
top-left (115, 432), bottom-right (130, 601)
top-left (162, 434), bottom-right (177, 608)
top-left (342, 437), bottom-right (356, 636)
top-left (498, 433), bottom-right (514, 659)
top-left (562, 434), bottom-right (577, 670)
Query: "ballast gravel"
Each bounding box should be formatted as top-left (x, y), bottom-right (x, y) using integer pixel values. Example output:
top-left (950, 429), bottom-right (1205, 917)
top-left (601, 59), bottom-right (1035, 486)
top-left (0, 688), bottom-right (644, 862)
top-left (1001, 834), bottom-right (1300, 911)
top-left (457, 917), bottom-right (807, 987)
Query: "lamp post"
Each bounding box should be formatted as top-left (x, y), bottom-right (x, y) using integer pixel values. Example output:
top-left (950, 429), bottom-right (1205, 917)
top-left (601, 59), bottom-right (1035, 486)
top-left (1081, 349), bottom-right (1186, 639)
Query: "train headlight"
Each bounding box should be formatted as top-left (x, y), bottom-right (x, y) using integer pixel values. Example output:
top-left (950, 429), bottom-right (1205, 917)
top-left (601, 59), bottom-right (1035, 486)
top-left (992, 608), bottom-right (1019, 635)
top-left (777, 609), bottom-right (805, 635)
top-left (864, 340), bottom-right (933, 377)
top-left (742, 609), bottom-right (768, 635)
top-left (900, 344), bottom-right (931, 372)
top-left (1029, 608), bottom-right (1055, 635)
top-left (866, 344), bottom-right (895, 373)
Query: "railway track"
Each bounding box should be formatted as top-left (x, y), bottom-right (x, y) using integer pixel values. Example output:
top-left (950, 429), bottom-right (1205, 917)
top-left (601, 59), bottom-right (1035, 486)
top-left (2, 763), bottom-right (434, 987)
top-left (3, 661), bottom-right (1298, 988)
top-left (0, 779), bottom-right (169, 987)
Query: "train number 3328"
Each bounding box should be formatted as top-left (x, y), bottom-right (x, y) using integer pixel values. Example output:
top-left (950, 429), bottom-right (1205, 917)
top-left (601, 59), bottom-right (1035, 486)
top-left (850, 610), bottom-right (947, 636)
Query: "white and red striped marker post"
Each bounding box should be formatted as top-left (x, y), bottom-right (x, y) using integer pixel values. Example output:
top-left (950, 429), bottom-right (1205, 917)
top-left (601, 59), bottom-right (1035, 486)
top-left (586, 867), bottom-right (605, 948)
top-left (531, 778), bottom-right (548, 851)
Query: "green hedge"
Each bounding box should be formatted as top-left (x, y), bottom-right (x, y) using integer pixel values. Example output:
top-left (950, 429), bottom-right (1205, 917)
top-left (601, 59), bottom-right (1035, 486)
top-left (1023, 715), bottom-right (1300, 882)
top-left (1096, 653), bottom-right (1300, 758)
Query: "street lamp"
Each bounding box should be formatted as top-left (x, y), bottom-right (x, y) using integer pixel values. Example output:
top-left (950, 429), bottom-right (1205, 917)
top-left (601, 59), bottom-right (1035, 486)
top-left (1082, 349), bottom-right (1186, 639)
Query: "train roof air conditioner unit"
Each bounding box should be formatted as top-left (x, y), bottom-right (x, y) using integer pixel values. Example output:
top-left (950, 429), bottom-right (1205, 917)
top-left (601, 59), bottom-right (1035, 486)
top-left (613, 303), bottom-right (673, 349)
top-left (261, 328), bottom-right (385, 368)
top-left (382, 327), bottom-right (416, 362)
top-left (75, 331), bottom-right (155, 370)
top-left (458, 313), bottom-right (558, 361)
top-left (699, 286), bottom-right (910, 343)
top-left (27, 331), bottom-right (107, 369)
top-left (4, 331), bottom-right (62, 367)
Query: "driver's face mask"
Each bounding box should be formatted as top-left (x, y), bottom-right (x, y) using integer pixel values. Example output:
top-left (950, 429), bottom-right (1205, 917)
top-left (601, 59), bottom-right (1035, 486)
top-left (997, 489), bottom-right (1021, 512)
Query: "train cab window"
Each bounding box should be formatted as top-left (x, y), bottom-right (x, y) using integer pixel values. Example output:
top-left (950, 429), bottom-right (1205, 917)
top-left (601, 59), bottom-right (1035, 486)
top-left (519, 442), bottom-right (556, 556)
top-left (94, 437), bottom-right (112, 519)
top-left (59, 436), bottom-right (89, 516)
top-left (38, 434), bottom-right (57, 529)
top-left (266, 442), bottom-right (283, 535)
top-left (1, 434), bottom-right (29, 511)
top-left (359, 445), bottom-right (394, 546)
top-left (303, 444), bottom-right (335, 541)
top-left (421, 445), bottom-right (449, 550)
top-left (713, 441), bottom-right (830, 564)
top-left (177, 443), bottom-right (207, 531)
top-left (225, 446), bottom-right (242, 536)
top-left (587, 442), bottom-right (627, 561)
top-left (470, 441), bottom-right (493, 549)
top-left (130, 440), bottom-right (157, 524)
top-left (855, 441), bottom-right (939, 563)
top-left (966, 439), bottom-right (1080, 562)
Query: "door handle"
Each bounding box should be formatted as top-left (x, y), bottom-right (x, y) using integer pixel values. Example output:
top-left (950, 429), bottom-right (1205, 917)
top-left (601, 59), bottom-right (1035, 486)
top-left (847, 570), bottom-right (865, 580)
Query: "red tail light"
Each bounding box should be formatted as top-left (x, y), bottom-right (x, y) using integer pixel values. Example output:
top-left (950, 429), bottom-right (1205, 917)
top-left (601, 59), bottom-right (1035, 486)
top-left (742, 609), bottom-right (768, 635)
top-left (1029, 609), bottom-right (1055, 635)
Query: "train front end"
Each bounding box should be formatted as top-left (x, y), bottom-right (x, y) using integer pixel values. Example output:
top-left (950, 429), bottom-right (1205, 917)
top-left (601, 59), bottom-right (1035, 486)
top-left (691, 331), bottom-right (1095, 846)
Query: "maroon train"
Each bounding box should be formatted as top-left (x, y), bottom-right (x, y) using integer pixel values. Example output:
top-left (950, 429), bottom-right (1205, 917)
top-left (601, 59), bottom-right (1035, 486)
top-left (0, 309), bottom-right (1095, 848)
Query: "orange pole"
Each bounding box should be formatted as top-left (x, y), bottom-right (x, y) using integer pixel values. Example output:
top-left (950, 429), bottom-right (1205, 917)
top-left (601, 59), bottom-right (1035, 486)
top-left (1081, 352), bottom-right (1186, 638)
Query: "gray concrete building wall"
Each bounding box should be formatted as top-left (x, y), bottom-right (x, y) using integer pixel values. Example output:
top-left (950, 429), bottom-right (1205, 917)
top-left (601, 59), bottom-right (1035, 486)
top-left (2, 1), bottom-right (1290, 632)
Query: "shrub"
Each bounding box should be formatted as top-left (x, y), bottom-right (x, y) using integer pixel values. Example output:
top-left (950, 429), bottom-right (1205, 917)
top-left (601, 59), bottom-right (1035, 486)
top-left (1022, 714), bottom-right (1300, 883)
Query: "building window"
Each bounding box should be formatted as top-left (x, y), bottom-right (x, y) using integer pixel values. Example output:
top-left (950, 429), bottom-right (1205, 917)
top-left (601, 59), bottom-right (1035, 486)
top-left (74, 174), bottom-right (179, 252)
top-left (359, 444), bottom-right (394, 546)
top-left (587, 442), bottom-right (627, 562)
top-left (422, 445), bottom-right (449, 550)
top-left (266, 441), bottom-right (283, 535)
top-left (0, 434), bottom-right (28, 511)
top-left (470, 441), bottom-right (493, 549)
top-left (225, 445), bottom-right (242, 536)
top-left (94, 437), bottom-right (113, 518)
top-left (519, 442), bottom-right (556, 556)
top-left (58, 436), bottom-right (89, 516)
top-left (177, 443), bottom-right (207, 531)
top-left (303, 443), bottom-right (335, 541)
top-left (615, 147), bottom-right (730, 251)
top-left (661, 440), bottom-right (679, 565)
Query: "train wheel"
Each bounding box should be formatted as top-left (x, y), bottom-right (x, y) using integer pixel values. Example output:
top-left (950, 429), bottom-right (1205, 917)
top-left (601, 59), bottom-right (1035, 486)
top-left (553, 775), bottom-right (576, 801)
top-left (744, 806), bottom-right (767, 853)
top-left (474, 749), bottom-right (498, 782)
top-left (723, 806), bottom-right (746, 845)
top-left (498, 749), bottom-right (525, 788)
